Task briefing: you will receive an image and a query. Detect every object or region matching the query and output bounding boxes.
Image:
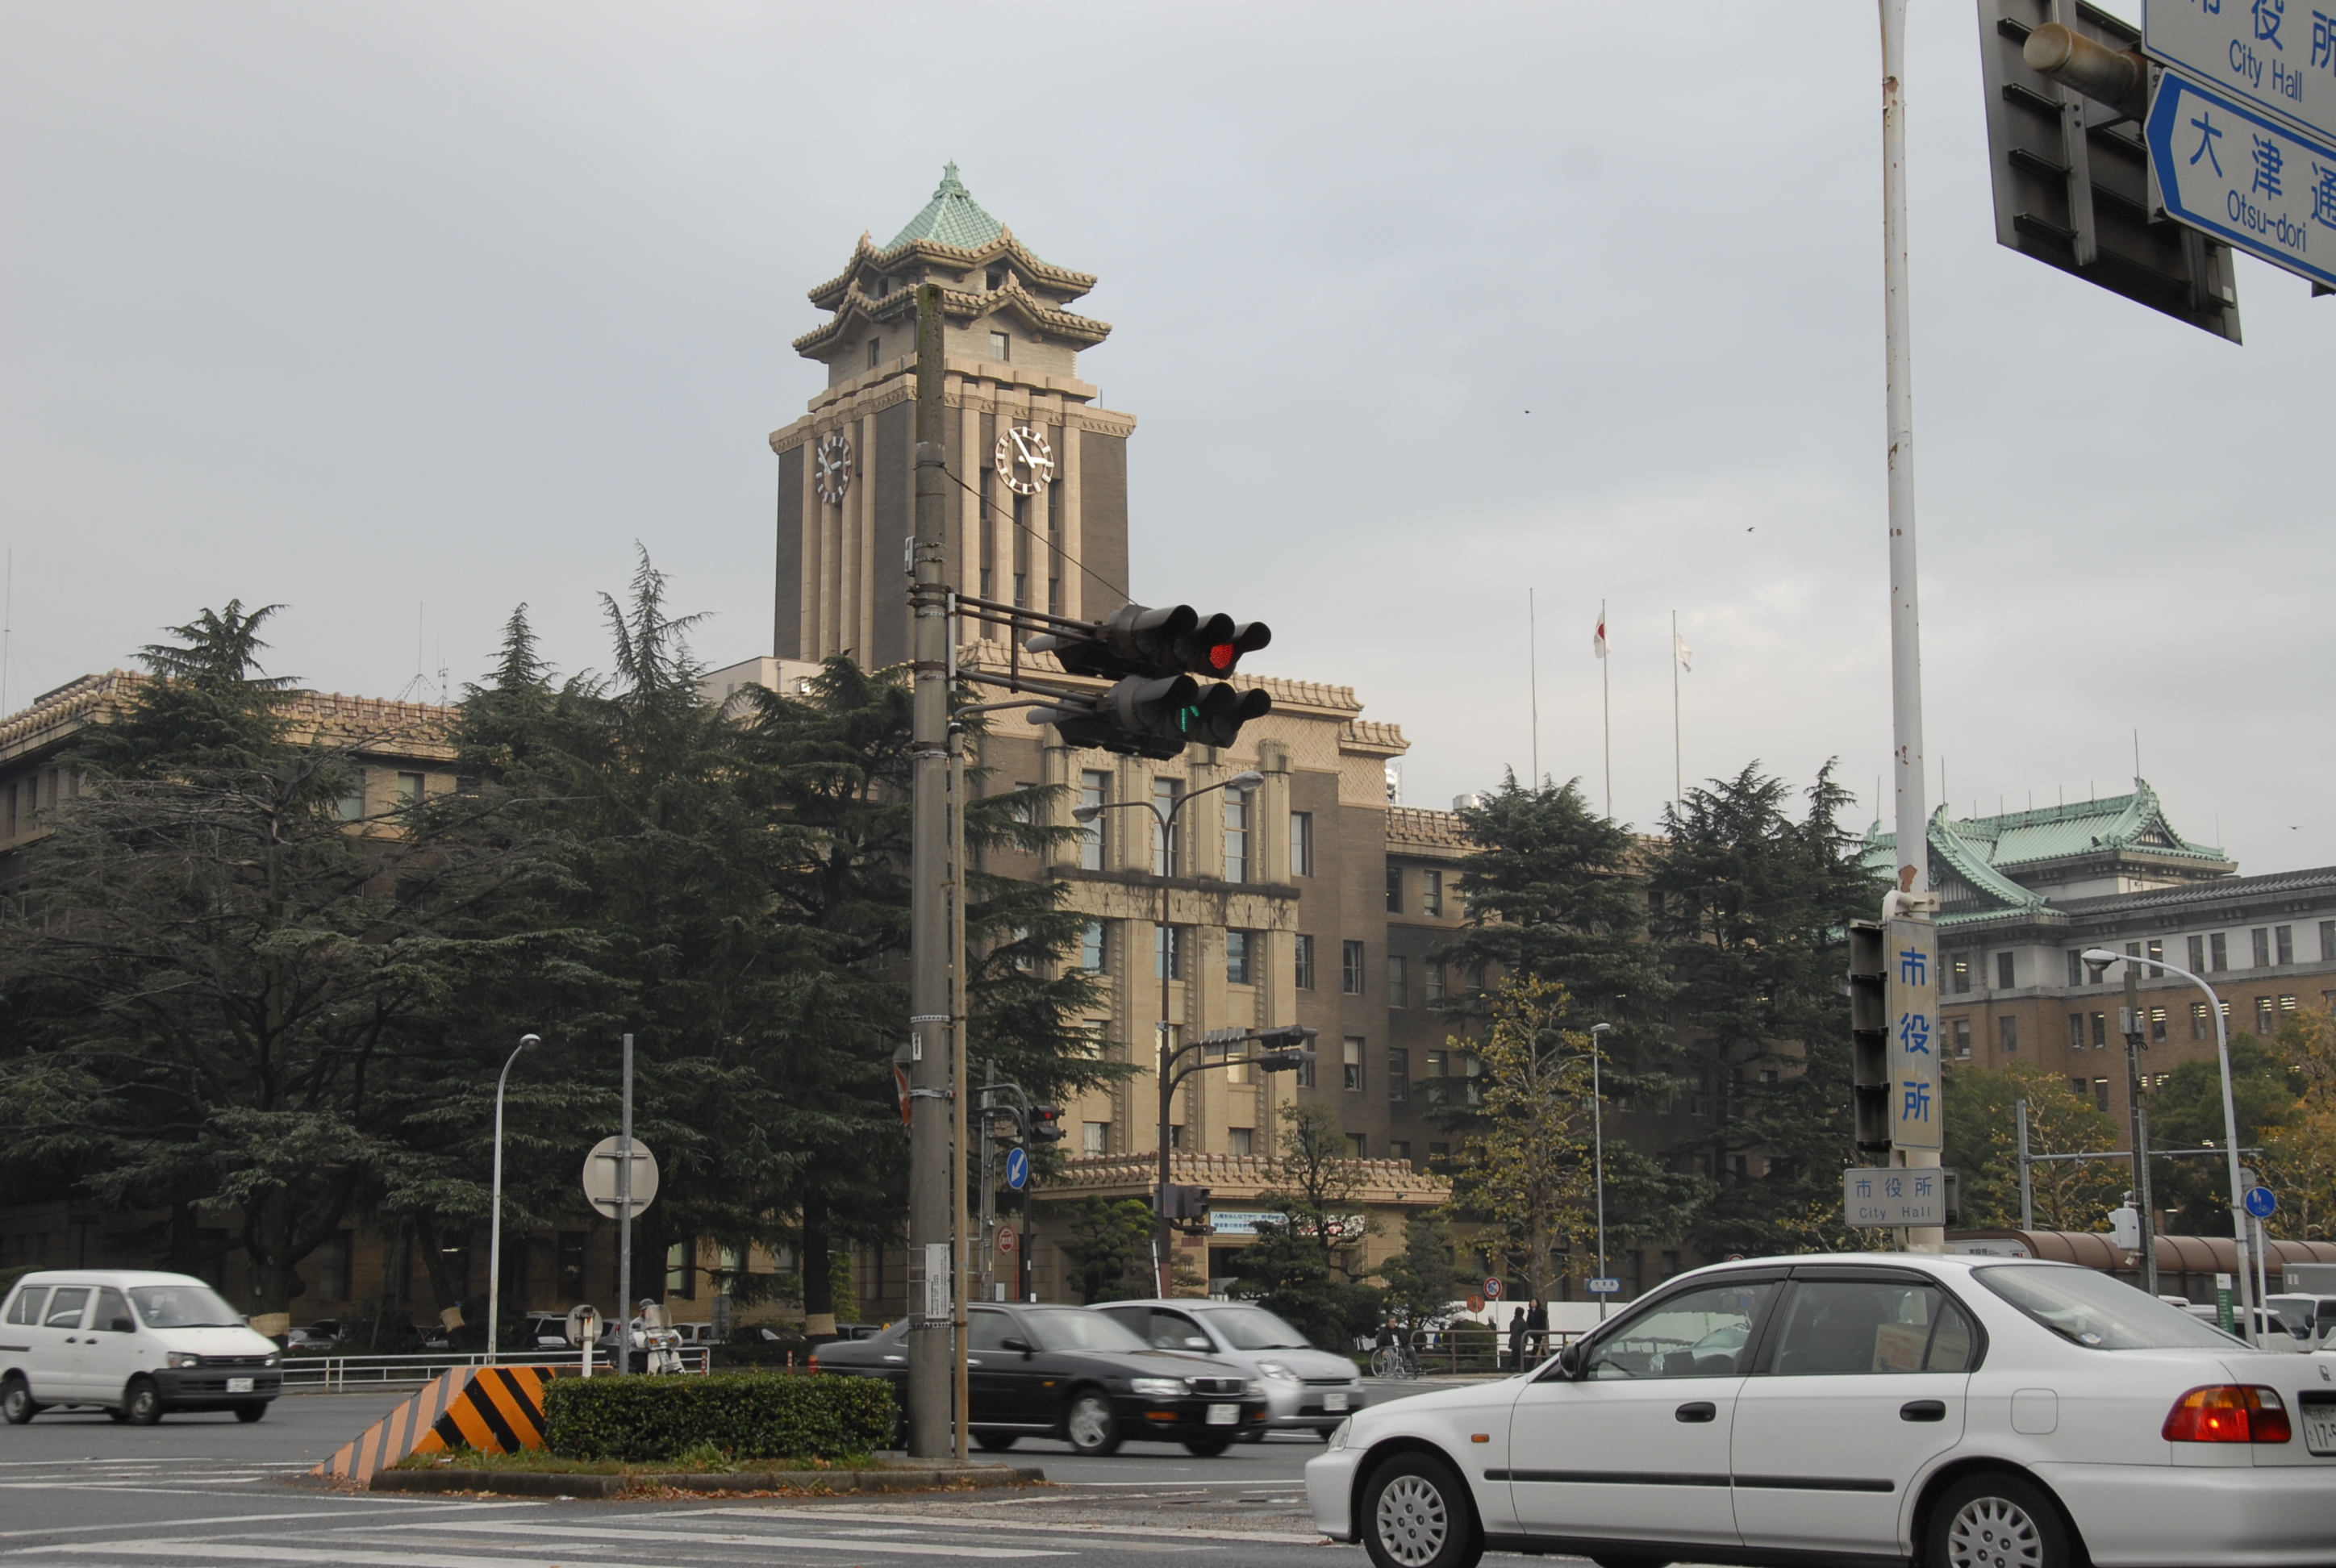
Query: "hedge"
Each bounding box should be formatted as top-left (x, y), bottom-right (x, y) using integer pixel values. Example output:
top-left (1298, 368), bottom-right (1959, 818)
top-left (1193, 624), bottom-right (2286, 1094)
top-left (543, 1372), bottom-right (896, 1462)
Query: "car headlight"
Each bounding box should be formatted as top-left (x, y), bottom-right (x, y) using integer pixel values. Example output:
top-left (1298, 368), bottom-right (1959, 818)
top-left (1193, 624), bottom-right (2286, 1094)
top-left (1129, 1377), bottom-right (1184, 1398)
top-left (1255, 1359), bottom-right (1301, 1382)
top-left (1326, 1417), bottom-right (1352, 1450)
top-left (265, 1353), bottom-right (280, 1366)
top-left (166, 1352), bottom-right (201, 1369)
top-left (1244, 1379), bottom-right (1266, 1399)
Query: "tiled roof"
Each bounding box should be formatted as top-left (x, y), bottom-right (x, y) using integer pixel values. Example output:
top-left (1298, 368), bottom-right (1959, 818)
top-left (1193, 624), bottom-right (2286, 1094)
top-left (1387, 806), bottom-right (1471, 850)
top-left (1863, 779), bottom-right (2225, 870)
top-left (886, 162), bottom-right (1018, 254)
top-left (0, 669), bottom-right (457, 765)
top-left (2055, 865), bottom-right (2336, 916)
top-left (1037, 1151), bottom-right (1446, 1204)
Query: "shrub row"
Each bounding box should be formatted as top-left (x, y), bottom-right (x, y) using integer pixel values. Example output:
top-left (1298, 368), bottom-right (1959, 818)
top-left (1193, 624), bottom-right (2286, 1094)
top-left (543, 1371), bottom-right (895, 1462)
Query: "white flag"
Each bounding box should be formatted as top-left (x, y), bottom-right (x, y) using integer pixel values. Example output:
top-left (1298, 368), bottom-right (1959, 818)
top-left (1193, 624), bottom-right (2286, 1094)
top-left (1592, 609), bottom-right (1607, 660)
top-left (1674, 631), bottom-right (1692, 673)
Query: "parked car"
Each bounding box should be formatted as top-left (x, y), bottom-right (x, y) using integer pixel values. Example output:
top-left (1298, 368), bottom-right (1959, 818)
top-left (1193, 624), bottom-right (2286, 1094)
top-left (283, 1324), bottom-right (340, 1351)
top-left (1091, 1299), bottom-right (1366, 1438)
top-left (1, 1270), bottom-right (282, 1425)
top-left (1308, 1251), bottom-right (2336, 1568)
top-left (2181, 1301), bottom-right (2309, 1349)
top-left (2267, 1293), bottom-right (2336, 1350)
top-left (812, 1299), bottom-right (1267, 1456)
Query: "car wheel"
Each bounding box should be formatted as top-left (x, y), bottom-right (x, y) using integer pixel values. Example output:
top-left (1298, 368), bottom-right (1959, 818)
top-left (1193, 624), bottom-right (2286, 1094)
top-left (0, 1376), bottom-right (37, 1425)
top-left (106, 1405), bottom-right (131, 1424)
top-left (974, 1430), bottom-right (1019, 1452)
top-left (1062, 1390), bottom-right (1121, 1456)
top-left (1183, 1434), bottom-right (1233, 1457)
top-left (233, 1403), bottom-right (268, 1424)
top-left (1929, 1471), bottom-right (2070, 1568)
top-left (1361, 1450), bottom-right (1479, 1568)
top-left (123, 1378), bottom-right (164, 1426)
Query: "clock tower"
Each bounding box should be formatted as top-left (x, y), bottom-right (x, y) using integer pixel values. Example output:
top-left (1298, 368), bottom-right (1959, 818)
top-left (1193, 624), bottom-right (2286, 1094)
top-left (770, 164), bottom-right (1136, 666)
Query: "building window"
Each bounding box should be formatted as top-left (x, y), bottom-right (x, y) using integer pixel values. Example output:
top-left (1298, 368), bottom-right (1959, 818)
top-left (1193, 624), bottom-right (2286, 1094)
top-left (2276, 925), bottom-right (2295, 965)
top-left (2253, 928), bottom-right (2272, 968)
top-left (1294, 934), bottom-right (1316, 990)
top-left (1342, 1037), bottom-right (1364, 1092)
top-left (2256, 997), bottom-right (2276, 1034)
top-left (1293, 1052), bottom-right (1315, 1088)
top-left (2067, 951), bottom-right (2084, 987)
top-left (1342, 940), bottom-right (1366, 996)
top-left (1290, 811), bottom-right (1314, 877)
top-left (2068, 1077), bottom-right (2087, 1098)
top-left (396, 771), bottom-right (425, 807)
top-left (1389, 1141), bottom-right (1411, 1162)
top-left (2091, 1011), bottom-right (2107, 1047)
top-left (1950, 1018), bottom-right (1971, 1058)
top-left (2149, 1005), bottom-right (2167, 1042)
top-left (1950, 955), bottom-right (1970, 994)
top-left (1227, 1127), bottom-right (1254, 1157)
top-left (2146, 938), bottom-right (2163, 964)
top-left (1388, 1049), bottom-right (1409, 1100)
top-left (1225, 930), bottom-right (1254, 986)
top-left (1080, 920), bottom-right (1106, 974)
top-left (1082, 1122), bottom-right (1109, 1156)
top-left (1387, 955), bottom-right (1408, 1007)
top-left (2067, 1012), bottom-right (2084, 1049)
top-left (666, 1240), bottom-right (695, 1299)
top-left (1426, 1141), bottom-right (1450, 1169)
top-left (336, 769), bottom-right (368, 822)
top-left (1386, 865), bottom-right (1404, 913)
top-left (2092, 1078), bottom-right (2109, 1113)
top-left (1167, 1124), bottom-right (1183, 1149)
top-left (867, 337), bottom-right (880, 370)
top-left (1425, 1049), bottom-right (1447, 1077)
top-left (2188, 934), bottom-right (2206, 973)
top-left (1425, 959), bottom-right (1446, 1005)
top-left (989, 331), bottom-right (1009, 360)
top-left (1078, 769), bottom-right (1108, 869)
top-left (1422, 869), bottom-right (1443, 916)
top-left (1348, 1132), bottom-right (1368, 1159)
top-left (1223, 787), bottom-right (1251, 883)
top-left (2322, 921), bottom-right (2336, 961)
top-left (1999, 1015), bottom-right (2018, 1054)
top-left (2192, 1001), bottom-right (2210, 1040)
top-left (2210, 932), bottom-right (2228, 971)
top-left (1152, 779), bottom-right (1182, 875)
top-left (1996, 953), bottom-right (2016, 990)
top-left (1154, 924), bottom-right (1185, 982)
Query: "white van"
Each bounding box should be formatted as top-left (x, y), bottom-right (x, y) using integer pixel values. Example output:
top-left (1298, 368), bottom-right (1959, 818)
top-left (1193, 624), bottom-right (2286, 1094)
top-left (1, 1270), bottom-right (283, 1424)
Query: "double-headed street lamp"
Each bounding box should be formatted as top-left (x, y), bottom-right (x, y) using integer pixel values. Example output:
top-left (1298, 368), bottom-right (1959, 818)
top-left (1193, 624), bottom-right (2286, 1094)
top-left (486, 1033), bottom-right (539, 1364)
top-left (1075, 769), bottom-right (1291, 1295)
top-left (2079, 948), bottom-right (2259, 1346)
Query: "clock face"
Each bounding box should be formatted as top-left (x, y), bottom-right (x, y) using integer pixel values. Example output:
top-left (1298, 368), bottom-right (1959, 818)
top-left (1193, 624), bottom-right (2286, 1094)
top-left (815, 431), bottom-right (854, 506)
top-left (994, 424), bottom-right (1055, 496)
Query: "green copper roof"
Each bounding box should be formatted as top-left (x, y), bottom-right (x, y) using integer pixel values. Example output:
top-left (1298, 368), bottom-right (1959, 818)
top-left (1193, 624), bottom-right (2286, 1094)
top-left (1863, 779), bottom-right (2225, 873)
top-left (884, 162), bottom-right (1033, 256)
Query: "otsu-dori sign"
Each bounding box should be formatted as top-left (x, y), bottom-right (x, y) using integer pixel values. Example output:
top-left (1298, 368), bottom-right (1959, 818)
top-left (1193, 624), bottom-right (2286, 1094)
top-left (2146, 70), bottom-right (2336, 290)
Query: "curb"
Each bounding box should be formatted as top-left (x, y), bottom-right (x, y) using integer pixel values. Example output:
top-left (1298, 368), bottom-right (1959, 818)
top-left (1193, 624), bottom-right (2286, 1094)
top-left (370, 1462), bottom-right (1044, 1498)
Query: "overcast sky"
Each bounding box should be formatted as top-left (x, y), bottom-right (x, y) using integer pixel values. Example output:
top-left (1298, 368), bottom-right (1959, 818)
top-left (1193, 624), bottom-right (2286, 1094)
top-left (5, 2), bottom-right (2327, 874)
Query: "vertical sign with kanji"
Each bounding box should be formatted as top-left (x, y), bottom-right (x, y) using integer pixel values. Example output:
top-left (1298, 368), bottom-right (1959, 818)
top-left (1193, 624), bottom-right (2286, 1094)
top-left (1884, 915), bottom-right (1941, 1152)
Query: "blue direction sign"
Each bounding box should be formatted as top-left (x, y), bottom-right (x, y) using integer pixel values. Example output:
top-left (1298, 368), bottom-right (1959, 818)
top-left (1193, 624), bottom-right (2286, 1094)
top-left (1587, 1278), bottom-right (1622, 1295)
top-left (2145, 0), bottom-right (2336, 144)
top-left (1004, 1146), bottom-right (1030, 1192)
top-left (2246, 1184), bottom-right (2278, 1219)
top-left (2146, 72), bottom-right (2336, 289)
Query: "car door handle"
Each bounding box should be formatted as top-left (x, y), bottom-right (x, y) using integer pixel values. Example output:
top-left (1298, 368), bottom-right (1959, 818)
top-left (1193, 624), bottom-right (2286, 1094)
top-left (1900, 1399), bottom-right (1947, 1423)
top-left (1675, 1401), bottom-right (1717, 1423)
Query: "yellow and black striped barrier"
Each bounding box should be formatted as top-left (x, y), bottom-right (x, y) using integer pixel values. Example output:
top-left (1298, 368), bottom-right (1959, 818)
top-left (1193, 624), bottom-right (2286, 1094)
top-left (313, 1364), bottom-right (557, 1485)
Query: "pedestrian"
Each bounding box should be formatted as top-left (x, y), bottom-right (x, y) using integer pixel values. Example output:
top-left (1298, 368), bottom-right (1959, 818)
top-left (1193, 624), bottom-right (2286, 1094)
top-left (1525, 1298), bottom-right (1549, 1362)
top-left (1506, 1305), bottom-right (1526, 1369)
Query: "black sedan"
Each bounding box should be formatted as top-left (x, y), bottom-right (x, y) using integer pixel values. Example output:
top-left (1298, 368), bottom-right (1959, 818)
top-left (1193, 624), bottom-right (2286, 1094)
top-left (811, 1301), bottom-right (1269, 1456)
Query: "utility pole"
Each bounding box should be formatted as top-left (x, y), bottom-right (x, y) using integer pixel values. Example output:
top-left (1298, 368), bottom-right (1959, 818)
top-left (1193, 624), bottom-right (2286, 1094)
top-left (2121, 964), bottom-right (2158, 1295)
top-left (906, 284), bottom-right (954, 1457)
top-left (617, 1032), bottom-right (633, 1375)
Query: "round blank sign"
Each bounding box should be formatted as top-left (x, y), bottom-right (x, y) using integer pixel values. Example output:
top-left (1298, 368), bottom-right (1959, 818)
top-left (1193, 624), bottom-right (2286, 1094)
top-left (582, 1136), bottom-right (660, 1220)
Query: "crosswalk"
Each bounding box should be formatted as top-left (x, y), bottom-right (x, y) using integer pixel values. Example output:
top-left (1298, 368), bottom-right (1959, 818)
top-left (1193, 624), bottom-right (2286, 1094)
top-left (0, 1457), bottom-right (312, 1496)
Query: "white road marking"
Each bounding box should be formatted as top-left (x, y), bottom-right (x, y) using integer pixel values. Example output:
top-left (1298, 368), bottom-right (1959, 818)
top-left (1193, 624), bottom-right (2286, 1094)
top-left (20, 1545), bottom-right (701, 1568)
top-left (0, 1502), bottom-right (540, 1542)
top-left (690, 1503), bottom-right (1320, 1545)
top-left (348, 1520), bottom-right (1065, 1559)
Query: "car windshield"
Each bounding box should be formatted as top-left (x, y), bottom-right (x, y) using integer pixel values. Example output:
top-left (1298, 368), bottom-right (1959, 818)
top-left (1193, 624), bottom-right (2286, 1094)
top-left (126, 1284), bottom-right (246, 1329)
top-left (1196, 1305), bottom-right (1311, 1350)
top-left (1028, 1308), bottom-right (1153, 1353)
top-left (1974, 1265), bottom-right (2240, 1350)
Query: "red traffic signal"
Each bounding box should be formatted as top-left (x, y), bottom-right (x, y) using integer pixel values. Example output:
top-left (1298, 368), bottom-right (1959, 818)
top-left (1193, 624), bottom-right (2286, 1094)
top-left (1028, 1104), bottom-right (1066, 1143)
top-left (1174, 615), bottom-right (1271, 678)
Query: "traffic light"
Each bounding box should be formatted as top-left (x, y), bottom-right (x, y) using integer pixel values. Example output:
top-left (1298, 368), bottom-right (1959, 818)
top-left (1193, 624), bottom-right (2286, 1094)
top-left (1171, 613), bottom-right (1271, 678)
top-left (1250, 1024), bottom-right (1319, 1073)
top-left (1027, 1104), bottom-right (1066, 1144)
top-left (1848, 920), bottom-right (1891, 1153)
top-left (1024, 601), bottom-right (1274, 759)
top-left (1160, 1183), bottom-right (1212, 1232)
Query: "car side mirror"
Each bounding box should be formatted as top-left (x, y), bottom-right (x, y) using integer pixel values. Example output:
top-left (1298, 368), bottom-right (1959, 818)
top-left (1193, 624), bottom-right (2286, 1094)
top-left (1000, 1336), bottom-right (1032, 1354)
top-left (110, 1317), bottom-right (136, 1335)
top-left (1554, 1342), bottom-right (1584, 1379)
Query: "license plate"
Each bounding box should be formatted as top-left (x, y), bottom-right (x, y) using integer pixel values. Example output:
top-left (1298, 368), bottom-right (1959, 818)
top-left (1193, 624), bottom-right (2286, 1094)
top-left (1206, 1403), bottom-right (1237, 1426)
top-left (2303, 1402), bottom-right (2336, 1456)
top-left (225, 1377), bottom-right (254, 1394)
top-left (1324, 1391), bottom-right (1349, 1412)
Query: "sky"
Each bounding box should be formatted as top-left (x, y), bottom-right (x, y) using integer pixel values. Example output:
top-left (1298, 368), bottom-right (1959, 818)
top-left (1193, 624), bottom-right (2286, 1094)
top-left (4, 2), bottom-right (2329, 874)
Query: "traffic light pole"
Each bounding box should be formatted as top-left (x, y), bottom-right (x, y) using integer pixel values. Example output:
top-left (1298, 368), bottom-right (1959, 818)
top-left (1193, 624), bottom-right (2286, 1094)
top-left (906, 285), bottom-right (955, 1457)
top-left (2121, 966), bottom-right (2158, 1297)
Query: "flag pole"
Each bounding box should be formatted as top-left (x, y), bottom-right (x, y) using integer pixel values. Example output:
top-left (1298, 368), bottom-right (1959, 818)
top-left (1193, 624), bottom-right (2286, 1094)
top-left (1528, 587), bottom-right (1539, 788)
top-left (1600, 598), bottom-right (1611, 819)
top-left (1671, 610), bottom-right (1682, 811)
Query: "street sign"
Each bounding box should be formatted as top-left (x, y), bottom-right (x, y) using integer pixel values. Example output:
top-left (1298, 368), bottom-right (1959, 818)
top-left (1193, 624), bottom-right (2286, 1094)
top-left (995, 1224), bottom-right (1017, 1256)
top-left (1587, 1278), bottom-right (1622, 1295)
top-left (1483, 1277), bottom-right (1504, 1301)
top-left (1004, 1147), bottom-right (1030, 1192)
top-left (2246, 1184), bottom-right (2279, 1219)
top-left (2145, 71), bottom-right (2336, 290)
top-left (565, 1304), bottom-right (601, 1346)
top-left (1884, 917), bottom-right (1942, 1153)
top-left (581, 1136), bottom-right (659, 1220)
top-left (2144, 0), bottom-right (2336, 144)
top-left (1844, 1167), bottom-right (1950, 1228)
top-left (1465, 1295), bottom-right (1486, 1314)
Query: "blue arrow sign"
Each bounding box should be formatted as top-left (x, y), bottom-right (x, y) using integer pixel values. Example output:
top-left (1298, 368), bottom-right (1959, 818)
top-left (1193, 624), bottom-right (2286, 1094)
top-left (2146, 71), bottom-right (2336, 290)
top-left (2246, 1184), bottom-right (2278, 1219)
top-left (1004, 1146), bottom-right (1029, 1192)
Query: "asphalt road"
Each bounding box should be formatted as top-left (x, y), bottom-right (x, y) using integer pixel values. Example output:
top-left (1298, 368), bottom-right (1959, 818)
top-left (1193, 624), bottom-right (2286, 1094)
top-left (0, 1380), bottom-right (1612, 1567)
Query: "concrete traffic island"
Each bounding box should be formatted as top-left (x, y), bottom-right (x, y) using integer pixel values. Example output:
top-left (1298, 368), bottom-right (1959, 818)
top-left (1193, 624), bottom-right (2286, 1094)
top-left (369, 1454), bottom-right (1045, 1498)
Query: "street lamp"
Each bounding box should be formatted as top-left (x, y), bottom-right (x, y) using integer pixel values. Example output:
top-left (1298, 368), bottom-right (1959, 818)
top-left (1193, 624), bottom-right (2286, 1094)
top-left (1074, 769), bottom-right (1267, 1294)
top-left (2080, 948), bottom-right (2256, 1345)
top-left (1589, 1023), bottom-right (1611, 1321)
top-left (486, 1033), bottom-right (540, 1364)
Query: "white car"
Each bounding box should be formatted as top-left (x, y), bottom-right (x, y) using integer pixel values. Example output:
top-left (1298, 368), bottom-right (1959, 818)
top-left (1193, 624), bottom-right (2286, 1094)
top-left (1092, 1299), bottom-right (1368, 1437)
top-left (2, 1270), bottom-right (283, 1424)
top-left (1307, 1252), bottom-right (2336, 1568)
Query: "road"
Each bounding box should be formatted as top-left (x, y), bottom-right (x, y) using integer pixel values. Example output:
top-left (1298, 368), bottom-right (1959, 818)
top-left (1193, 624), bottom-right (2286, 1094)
top-left (0, 1380), bottom-right (1617, 1568)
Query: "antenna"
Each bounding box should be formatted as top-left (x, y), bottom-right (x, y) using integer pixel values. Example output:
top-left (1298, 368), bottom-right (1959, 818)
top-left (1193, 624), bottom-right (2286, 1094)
top-left (1528, 587), bottom-right (1539, 787)
top-left (2134, 728), bottom-right (2141, 781)
top-left (2, 548), bottom-right (11, 716)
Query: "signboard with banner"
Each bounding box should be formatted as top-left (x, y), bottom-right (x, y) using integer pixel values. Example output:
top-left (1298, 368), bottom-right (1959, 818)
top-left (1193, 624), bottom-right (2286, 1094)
top-left (1844, 1167), bottom-right (1950, 1228)
top-left (1884, 916), bottom-right (1942, 1152)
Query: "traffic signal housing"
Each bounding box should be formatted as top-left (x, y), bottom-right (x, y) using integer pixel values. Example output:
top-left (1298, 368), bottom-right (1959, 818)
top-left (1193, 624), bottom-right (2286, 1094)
top-left (1024, 601), bottom-right (1274, 759)
top-left (1160, 1182), bottom-right (1212, 1233)
top-left (1251, 1024), bottom-right (1319, 1073)
top-left (1848, 920), bottom-right (1891, 1153)
top-left (1027, 1104), bottom-right (1066, 1144)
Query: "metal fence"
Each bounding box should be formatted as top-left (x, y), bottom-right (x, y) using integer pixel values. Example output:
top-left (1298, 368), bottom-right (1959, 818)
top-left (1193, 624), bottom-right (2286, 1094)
top-left (280, 1347), bottom-right (709, 1392)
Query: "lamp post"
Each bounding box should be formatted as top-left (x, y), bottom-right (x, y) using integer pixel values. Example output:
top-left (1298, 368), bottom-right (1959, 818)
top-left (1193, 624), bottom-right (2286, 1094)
top-left (487, 1033), bottom-right (540, 1364)
top-left (1074, 769), bottom-right (1266, 1295)
top-left (1588, 1023), bottom-right (1611, 1321)
top-left (2080, 948), bottom-right (2255, 1346)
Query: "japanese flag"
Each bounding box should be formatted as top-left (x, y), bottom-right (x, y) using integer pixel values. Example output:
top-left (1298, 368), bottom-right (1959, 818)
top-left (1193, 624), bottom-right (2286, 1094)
top-left (1674, 631), bottom-right (1692, 673)
top-left (1592, 610), bottom-right (1607, 660)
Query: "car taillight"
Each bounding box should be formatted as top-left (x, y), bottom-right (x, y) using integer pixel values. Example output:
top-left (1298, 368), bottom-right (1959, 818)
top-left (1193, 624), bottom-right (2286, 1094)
top-left (2163, 1384), bottom-right (2291, 1443)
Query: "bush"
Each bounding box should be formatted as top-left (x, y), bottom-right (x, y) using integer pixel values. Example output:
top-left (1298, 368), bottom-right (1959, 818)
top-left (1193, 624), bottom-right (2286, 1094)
top-left (543, 1372), bottom-right (895, 1462)
top-left (711, 1337), bottom-right (815, 1370)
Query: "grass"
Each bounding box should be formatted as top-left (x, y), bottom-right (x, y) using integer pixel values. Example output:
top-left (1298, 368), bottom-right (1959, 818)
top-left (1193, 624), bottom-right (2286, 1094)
top-left (394, 1445), bottom-right (886, 1477)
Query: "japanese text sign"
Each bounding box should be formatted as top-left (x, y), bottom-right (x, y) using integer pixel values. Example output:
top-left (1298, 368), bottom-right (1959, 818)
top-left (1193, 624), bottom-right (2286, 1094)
top-left (1843, 1167), bottom-right (1948, 1228)
top-left (2146, 70), bottom-right (2336, 289)
top-left (1884, 916), bottom-right (1941, 1152)
top-left (2146, 0), bottom-right (2336, 144)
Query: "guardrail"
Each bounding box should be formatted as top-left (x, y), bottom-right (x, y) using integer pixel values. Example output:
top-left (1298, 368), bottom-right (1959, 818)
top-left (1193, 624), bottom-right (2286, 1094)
top-left (280, 1346), bottom-right (709, 1392)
